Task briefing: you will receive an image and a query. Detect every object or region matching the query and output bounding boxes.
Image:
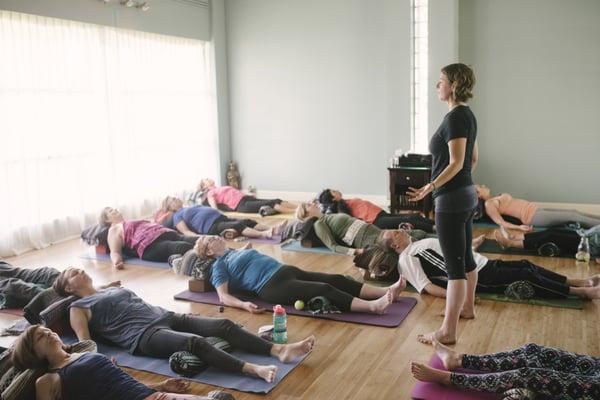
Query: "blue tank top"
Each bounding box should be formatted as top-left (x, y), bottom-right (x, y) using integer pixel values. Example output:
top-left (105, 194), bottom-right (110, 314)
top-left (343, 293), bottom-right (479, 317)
top-left (55, 352), bottom-right (155, 400)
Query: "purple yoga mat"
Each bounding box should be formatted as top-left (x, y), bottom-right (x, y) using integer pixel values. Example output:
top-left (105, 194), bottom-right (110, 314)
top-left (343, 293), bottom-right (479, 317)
top-left (411, 355), bottom-right (500, 400)
top-left (174, 290), bottom-right (417, 328)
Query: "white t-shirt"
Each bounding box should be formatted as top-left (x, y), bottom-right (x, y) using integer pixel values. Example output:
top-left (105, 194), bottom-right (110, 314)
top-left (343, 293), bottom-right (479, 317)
top-left (397, 238), bottom-right (488, 293)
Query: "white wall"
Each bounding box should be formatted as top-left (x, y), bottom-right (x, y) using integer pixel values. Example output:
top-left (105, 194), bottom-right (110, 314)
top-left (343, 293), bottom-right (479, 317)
top-left (459, 0), bottom-right (600, 203)
top-left (225, 0), bottom-right (412, 195)
top-left (0, 0), bottom-right (210, 40)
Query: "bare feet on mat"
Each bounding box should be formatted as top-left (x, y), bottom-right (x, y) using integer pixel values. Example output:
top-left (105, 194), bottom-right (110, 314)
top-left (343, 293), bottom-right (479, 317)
top-left (410, 362), bottom-right (452, 384)
top-left (583, 285), bottom-right (600, 300)
top-left (433, 340), bottom-right (462, 370)
top-left (245, 364), bottom-right (278, 383)
top-left (417, 330), bottom-right (456, 345)
top-left (471, 234), bottom-right (485, 251)
top-left (278, 335), bottom-right (315, 363)
top-left (370, 292), bottom-right (393, 314)
top-left (388, 277), bottom-right (407, 302)
top-left (494, 229), bottom-right (515, 249)
top-left (260, 228), bottom-right (274, 239)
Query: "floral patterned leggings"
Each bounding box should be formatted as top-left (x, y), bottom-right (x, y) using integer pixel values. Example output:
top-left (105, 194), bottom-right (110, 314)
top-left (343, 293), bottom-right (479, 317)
top-left (450, 343), bottom-right (600, 399)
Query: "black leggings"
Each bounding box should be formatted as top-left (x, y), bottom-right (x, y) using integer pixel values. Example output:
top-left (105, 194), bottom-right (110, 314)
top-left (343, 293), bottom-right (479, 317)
top-left (235, 196), bottom-right (282, 213)
top-left (435, 209), bottom-right (476, 280)
top-left (141, 232), bottom-right (198, 262)
top-left (523, 228), bottom-right (580, 256)
top-left (208, 215), bottom-right (258, 235)
top-left (136, 313), bottom-right (273, 373)
top-left (259, 265), bottom-right (363, 311)
top-left (372, 211), bottom-right (435, 232)
top-left (477, 260), bottom-right (569, 298)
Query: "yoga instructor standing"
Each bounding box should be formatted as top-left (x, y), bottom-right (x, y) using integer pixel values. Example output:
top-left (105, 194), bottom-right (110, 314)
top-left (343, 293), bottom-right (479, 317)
top-left (407, 63), bottom-right (478, 345)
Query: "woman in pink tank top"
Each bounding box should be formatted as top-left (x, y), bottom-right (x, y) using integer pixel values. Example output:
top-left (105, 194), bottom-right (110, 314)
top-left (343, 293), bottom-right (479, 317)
top-left (476, 185), bottom-right (600, 231)
top-left (200, 178), bottom-right (297, 215)
top-left (100, 207), bottom-right (198, 269)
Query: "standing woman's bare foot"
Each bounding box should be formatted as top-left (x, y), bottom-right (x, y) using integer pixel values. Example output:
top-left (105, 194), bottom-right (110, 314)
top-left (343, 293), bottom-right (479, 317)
top-left (433, 340), bottom-right (463, 370)
top-left (410, 362), bottom-right (452, 385)
top-left (417, 330), bottom-right (456, 345)
top-left (243, 363), bottom-right (278, 383)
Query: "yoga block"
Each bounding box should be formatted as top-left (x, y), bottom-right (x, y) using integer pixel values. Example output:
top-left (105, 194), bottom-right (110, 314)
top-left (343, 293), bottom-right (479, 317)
top-left (95, 245), bottom-right (109, 254)
top-left (189, 279), bottom-right (214, 293)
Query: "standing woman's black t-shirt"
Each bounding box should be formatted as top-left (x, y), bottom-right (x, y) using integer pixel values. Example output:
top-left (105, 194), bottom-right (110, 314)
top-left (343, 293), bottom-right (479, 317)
top-left (429, 105), bottom-right (477, 198)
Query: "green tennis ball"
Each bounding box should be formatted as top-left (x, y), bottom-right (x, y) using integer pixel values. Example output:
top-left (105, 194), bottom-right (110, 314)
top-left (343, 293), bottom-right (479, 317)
top-left (294, 300), bottom-right (305, 310)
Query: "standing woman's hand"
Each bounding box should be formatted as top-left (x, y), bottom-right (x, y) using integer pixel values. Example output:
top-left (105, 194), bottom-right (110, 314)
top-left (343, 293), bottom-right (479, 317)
top-left (407, 183), bottom-right (435, 202)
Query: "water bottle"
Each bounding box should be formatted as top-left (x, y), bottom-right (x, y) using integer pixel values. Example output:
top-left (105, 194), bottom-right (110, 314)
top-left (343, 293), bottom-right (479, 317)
top-left (575, 236), bottom-right (591, 264)
top-left (272, 305), bottom-right (287, 344)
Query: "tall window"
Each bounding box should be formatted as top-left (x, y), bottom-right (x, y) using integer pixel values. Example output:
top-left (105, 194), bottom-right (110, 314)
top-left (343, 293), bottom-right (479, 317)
top-left (0, 11), bottom-right (218, 256)
top-left (411, 0), bottom-right (428, 153)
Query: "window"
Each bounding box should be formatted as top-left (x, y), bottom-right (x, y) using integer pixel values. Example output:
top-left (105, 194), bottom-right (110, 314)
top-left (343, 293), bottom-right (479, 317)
top-left (411, 0), bottom-right (428, 154)
top-left (0, 11), bottom-right (218, 256)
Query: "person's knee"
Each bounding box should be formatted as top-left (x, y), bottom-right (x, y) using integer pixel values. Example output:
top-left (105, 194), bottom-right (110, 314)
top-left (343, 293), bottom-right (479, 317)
top-left (214, 318), bottom-right (237, 333)
top-left (188, 336), bottom-right (210, 354)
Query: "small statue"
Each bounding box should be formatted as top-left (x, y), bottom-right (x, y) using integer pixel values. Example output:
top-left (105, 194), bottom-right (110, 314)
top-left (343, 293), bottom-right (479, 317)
top-left (226, 161), bottom-right (241, 189)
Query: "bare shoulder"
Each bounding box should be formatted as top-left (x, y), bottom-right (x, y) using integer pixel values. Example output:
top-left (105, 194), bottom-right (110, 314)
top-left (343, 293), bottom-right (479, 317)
top-left (36, 373), bottom-right (61, 399)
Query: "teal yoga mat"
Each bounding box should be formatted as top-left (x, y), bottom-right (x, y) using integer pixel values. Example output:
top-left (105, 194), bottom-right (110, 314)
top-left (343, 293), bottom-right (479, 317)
top-left (280, 240), bottom-right (343, 256)
top-left (79, 252), bottom-right (170, 269)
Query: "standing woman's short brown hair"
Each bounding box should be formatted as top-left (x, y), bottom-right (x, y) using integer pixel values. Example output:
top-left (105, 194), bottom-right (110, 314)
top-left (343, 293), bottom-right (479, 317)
top-left (441, 63), bottom-right (475, 103)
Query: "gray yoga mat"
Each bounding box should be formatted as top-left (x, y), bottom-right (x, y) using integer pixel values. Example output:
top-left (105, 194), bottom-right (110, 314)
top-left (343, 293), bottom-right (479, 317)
top-left (79, 251), bottom-right (171, 269)
top-left (174, 290), bottom-right (417, 328)
top-left (280, 240), bottom-right (343, 256)
top-left (62, 335), bottom-right (307, 394)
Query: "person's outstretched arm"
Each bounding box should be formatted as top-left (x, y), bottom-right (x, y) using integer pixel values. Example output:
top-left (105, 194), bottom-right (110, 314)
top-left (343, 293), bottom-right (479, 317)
top-left (70, 307), bottom-right (92, 341)
top-left (107, 226), bottom-right (125, 269)
top-left (175, 220), bottom-right (197, 236)
top-left (35, 374), bottom-right (61, 400)
top-left (215, 283), bottom-right (265, 314)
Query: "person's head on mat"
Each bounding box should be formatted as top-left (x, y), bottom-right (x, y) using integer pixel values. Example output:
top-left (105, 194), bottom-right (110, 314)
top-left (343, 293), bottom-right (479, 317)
top-left (11, 325), bottom-right (61, 370)
top-left (474, 184), bottom-right (492, 200)
top-left (199, 178), bottom-right (216, 191)
top-left (53, 267), bottom-right (93, 297)
top-left (194, 235), bottom-right (228, 259)
top-left (377, 229), bottom-right (412, 254)
top-left (295, 201), bottom-right (322, 222)
top-left (317, 189), bottom-right (342, 205)
top-left (99, 206), bottom-right (124, 227)
top-left (161, 196), bottom-right (184, 212)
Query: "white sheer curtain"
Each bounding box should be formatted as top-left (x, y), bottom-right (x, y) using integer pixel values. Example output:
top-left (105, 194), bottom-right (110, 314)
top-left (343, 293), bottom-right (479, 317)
top-left (0, 11), bottom-right (218, 257)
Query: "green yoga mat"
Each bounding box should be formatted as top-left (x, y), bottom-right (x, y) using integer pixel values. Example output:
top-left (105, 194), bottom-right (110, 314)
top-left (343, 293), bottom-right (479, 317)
top-left (477, 239), bottom-right (572, 259)
top-left (280, 240), bottom-right (343, 256)
top-left (366, 281), bottom-right (584, 309)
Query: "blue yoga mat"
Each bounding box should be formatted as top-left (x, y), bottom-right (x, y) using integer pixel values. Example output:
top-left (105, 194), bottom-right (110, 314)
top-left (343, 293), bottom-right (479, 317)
top-left (79, 252), bottom-right (170, 269)
top-left (280, 240), bottom-right (343, 256)
top-left (62, 335), bottom-right (307, 394)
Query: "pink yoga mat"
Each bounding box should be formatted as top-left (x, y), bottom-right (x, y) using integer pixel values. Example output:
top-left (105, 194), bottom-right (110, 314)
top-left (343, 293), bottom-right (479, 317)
top-left (174, 290), bottom-right (417, 328)
top-left (411, 355), bottom-right (500, 400)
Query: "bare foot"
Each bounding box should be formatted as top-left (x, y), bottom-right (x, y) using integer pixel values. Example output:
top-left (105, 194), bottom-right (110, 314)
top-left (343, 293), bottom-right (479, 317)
top-left (494, 229), bottom-right (514, 249)
top-left (417, 330), bottom-right (456, 345)
top-left (261, 228), bottom-right (274, 239)
top-left (591, 274), bottom-right (600, 287)
top-left (244, 363), bottom-right (278, 383)
top-left (388, 277), bottom-right (407, 302)
top-left (433, 340), bottom-right (462, 370)
top-left (370, 292), bottom-right (393, 314)
top-left (471, 234), bottom-right (485, 251)
top-left (278, 335), bottom-right (315, 363)
top-left (411, 362), bottom-right (452, 384)
top-left (582, 285), bottom-right (600, 300)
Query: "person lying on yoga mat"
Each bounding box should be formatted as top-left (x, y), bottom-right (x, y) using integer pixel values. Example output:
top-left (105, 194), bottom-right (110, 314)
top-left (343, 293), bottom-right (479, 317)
top-left (476, 184), bottom-right (600, 230)
top-left (411, 339), bottom-right (600, 400)
top-left (11, 325), bottom-right (233, 400)
top-left (159, 196), bottom-right (283, 240)
top-left (317, 189), bottom-right (435, 233)
top-left (100, 207), bottom-right (199, 269)
top-left (295, 201), bottom-right (434, 255)
top-left (54, 268), bottom-right (314, 383)
top-left (199, 179), bottom-right (297, 214)
top-left (194, 235), bottom-right (407, 315)
top-left (381, 235), bottom-right (600, 304)
top-left (494, 225), bottom-right (600, 263)
top-left (0, 261), bottom-right (60, 309)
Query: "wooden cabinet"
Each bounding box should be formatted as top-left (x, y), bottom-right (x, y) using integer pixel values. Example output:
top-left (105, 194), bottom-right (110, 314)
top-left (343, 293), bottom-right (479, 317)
top-left (388, 166), bottom-right (432, 217)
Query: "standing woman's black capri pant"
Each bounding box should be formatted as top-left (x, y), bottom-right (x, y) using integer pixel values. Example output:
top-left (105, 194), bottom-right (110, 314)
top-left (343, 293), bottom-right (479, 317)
top-left (434, 186), bottom-right (478, 280)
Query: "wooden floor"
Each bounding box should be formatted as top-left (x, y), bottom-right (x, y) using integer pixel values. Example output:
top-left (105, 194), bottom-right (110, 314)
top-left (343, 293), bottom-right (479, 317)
top-left (3, 222), bottom-right (599, 400)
